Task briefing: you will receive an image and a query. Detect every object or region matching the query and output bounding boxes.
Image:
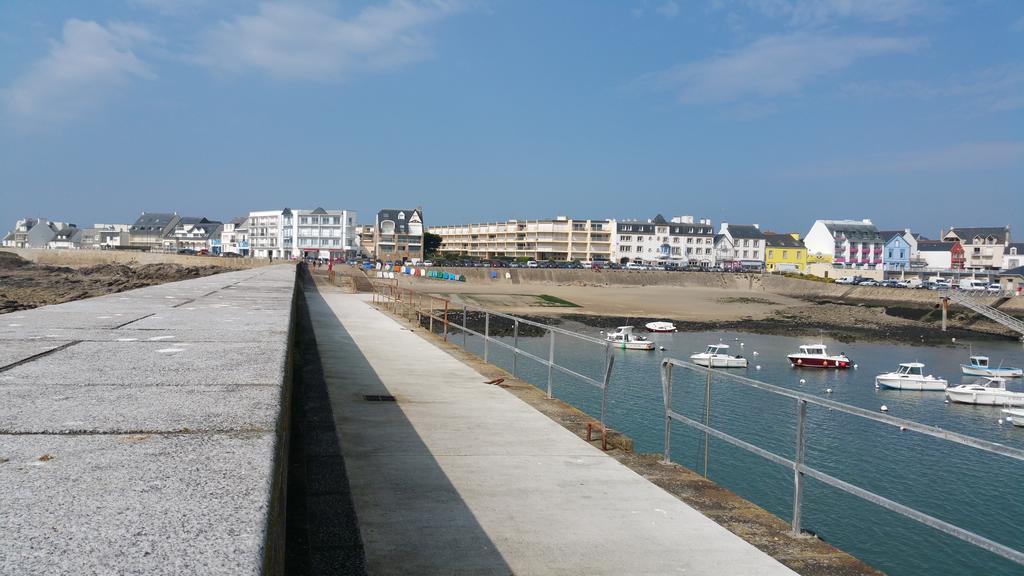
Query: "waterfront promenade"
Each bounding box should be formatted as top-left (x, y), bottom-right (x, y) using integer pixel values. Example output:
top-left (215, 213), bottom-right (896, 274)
top-left (305, 278), bottom-right (798, 575)
top-left (0, 265), bottom-right (296, 575)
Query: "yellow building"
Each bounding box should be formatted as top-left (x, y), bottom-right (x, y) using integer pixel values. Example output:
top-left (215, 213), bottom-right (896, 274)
top-left (764, 233), bottom-right (808, 273)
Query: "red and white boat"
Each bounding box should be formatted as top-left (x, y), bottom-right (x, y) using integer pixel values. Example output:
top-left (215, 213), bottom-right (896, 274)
top-left (787, 344), bottom-right (851, 369)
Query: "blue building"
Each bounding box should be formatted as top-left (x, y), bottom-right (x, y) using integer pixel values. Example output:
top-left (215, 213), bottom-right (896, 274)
top-left (880, 230), bottom-right (912, 271)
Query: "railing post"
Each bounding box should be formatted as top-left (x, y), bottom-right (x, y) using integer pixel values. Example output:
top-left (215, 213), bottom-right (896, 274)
top-left (661, 361), bottom-right (673, 464)
top-left (429, 297), bottom-right (434, 334)
top-left (512, 319), bottom-right (519, 377)
top-left (941, 296), bottom-right (948, 332)
top-left (484, 312), bottom-right (490, 362)
top-left (462, 304), bottom-right (468, 348)
top-left (600, 343), bottom-right (615, 448)
top-left (443, 300), bottom-right (449, 342)
top-left (703, 368), bottom-right (712, 478)
top-left (546, 329), bottom-right (555, 399)
top-left (792, 398), bottom-right (808, 536)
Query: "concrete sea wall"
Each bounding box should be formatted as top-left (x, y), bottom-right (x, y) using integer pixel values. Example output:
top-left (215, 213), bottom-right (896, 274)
top-left (0, 264), bottom-right (298, 575)
top-left (4, 247), bottom-right (270, 269)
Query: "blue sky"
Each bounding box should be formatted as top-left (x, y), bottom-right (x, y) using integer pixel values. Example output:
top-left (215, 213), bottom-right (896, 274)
top-left (1, 0), bottom-right (1021, 237)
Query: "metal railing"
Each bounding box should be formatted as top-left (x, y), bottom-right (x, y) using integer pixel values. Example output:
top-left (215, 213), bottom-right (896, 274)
top-left (941, 289), bottom-right (1024, 337)
top-left (660, 357), bottom-right (1024, 567)
top-left (371, 281), bottom-right (617, 446)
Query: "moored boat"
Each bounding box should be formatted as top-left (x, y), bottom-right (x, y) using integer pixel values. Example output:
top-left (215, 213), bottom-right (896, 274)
top-left (960, 355), bottom-right (1023, 378)
top-left (1002, 409), bottom-right (1024, 427)
top-left (875, 363), bottom-right (947, 391)
top-left (605, 326), bottom-right (655, 350)
top-left (945, 377), bottom-right (1024, 406)
top-left (787, 344), bottom-right (851, 369)
top-left (690, 344), bottom-right (747, 368)
top-left (645, 321), bottom-right (677, 333)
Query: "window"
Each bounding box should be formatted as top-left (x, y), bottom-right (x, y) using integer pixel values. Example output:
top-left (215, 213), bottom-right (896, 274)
top-left (753, 250), bottom-right (759, 258)
top-left (782, 250), bottom-right (788, 259)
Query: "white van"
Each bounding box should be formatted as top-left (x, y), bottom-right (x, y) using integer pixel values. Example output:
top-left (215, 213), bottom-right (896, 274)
top-left (958, 279), bottom-right (988, 291)
top-left (526, 260), bottom-right (538, 268)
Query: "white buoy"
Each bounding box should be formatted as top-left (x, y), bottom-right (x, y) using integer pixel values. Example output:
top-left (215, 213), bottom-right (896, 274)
top-left (881, 405), bottom-right (889, 412)
top-left (799, 379), bottom-right (806, 384)
top-left (998, 419), bottom-right (1004, 425)
top-left (951, 337), bottom-right (956, 343)
top-left (600, 331), bottom-right (604, 334)
top-left (853, 364), bottom-right (859, 369)
top-left (659, 346), bottom-right (666, 351)
top-left (825, 388), bottom-right (833, 394)
top-left (740, 342), bottom-right (745, 347)
top-left (753, 351), bottom-right (759, 356)
top-left (900, 426), bottom-right (906, 432)
top-left (755, 365), bottom-right (761, 370)
top-left (944, 399), bottom-right (949, 404)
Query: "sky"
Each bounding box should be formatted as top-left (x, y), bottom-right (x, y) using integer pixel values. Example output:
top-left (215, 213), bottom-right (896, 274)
top-left (1, 0), bottom-right (1022, 238)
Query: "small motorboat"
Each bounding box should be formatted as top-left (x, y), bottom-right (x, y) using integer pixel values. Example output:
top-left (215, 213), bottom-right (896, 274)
top-left (645, 321), bottom-right (677, 333)
top-left (875, 363), bottom-right (947, 391)
top-left (1001, 409), bottom-right (1024, 427)
top-left (787, 344), bottom-right (851, 369)
top-left (960, 355), bottom-right (1023, 378)
top-left (690, 344), bottom-right (747, 368)
top-left (605, 326), bottom-right (655, 350)
top-left (946, 377), bottom-right (1024, 406)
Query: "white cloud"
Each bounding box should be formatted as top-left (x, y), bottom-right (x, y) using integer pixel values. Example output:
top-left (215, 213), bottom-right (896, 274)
top-left (194, 0), bottom-right (463, 81)
top-left (127, 0), bottom-right (209, 15)
top-left (786, 0), bottom-right (931, 26)
top-left (841, 64), bottom-right (1024, 112)
top-left (642, 34), bottom-right (923, 103)
top-left (3, 20), bottom-right (154, 123)
top-left (787, 141), bottom-right (1024, 179)
top-left (656, 1), bottom-right (680, 19)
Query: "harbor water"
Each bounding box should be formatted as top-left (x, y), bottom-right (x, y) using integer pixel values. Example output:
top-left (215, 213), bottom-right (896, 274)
top-left (454, 323), bottom-right (1024, 576)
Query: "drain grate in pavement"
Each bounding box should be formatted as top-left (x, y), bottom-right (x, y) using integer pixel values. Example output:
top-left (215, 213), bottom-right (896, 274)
top-left (363, 394), bottom-right (396, 402)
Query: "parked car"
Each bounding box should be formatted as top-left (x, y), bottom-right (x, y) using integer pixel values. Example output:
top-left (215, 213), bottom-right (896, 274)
top-left (958, 279), bottom-right (988, 291)
top-left (931, 280), bottom-right (952, 290)
top-left (988, 283), bottom-right (1002, 294)
top-left (177, 248), bottom-right (196, 255)
top-left (858, 279), bottom-right (880, 287)
top-left (526, 260), bottom-right (538, 268)
top-left (835, 276), bottom-right (858, 285)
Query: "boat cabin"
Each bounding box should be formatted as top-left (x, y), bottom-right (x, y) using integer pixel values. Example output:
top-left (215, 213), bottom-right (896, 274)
top-left (897, 363), bottom-right (924, 376)
top-left (607, 326), bottom-right (648, 342)
top-left (969, 356), bottom-right (990, 368)
top-left (799, 345), bottom-right (827, 356)
top-left (705, 344), bottom-right (729, 355)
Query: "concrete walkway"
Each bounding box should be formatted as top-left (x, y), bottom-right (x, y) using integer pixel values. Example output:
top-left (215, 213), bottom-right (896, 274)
top-left (306, 282), bottom-right (797, 575)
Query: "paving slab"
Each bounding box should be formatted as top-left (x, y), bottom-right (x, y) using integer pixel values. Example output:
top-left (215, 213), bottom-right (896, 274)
top-left (306, 283), bottom-right (798, 576)
top-left (0, 340), bottom-right (73, 369)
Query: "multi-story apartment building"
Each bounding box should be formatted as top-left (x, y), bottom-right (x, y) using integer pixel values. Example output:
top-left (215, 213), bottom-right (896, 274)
top-left (248, 208), bottom-right (357, 260)
top-left (219, 217), bottom-right (250, 256)
top-left (941, 226), bottom-right (1012, 270)
top-left (375, 208), bottom-right (424, 262)
top-left (129, 213), bottom-right (182, 251)
top-left (715, 223), bottom-right (766, 270)
top-left (430, 216), bottom-right (612, 262)
top-left (357, 224), bottom-right (375, 258)
top-left (161, 218), bottom-right (223, 253)
top-left (803, 219), bottom-right (882, 270)
top-left (613, 215), bottom-right (715, 266)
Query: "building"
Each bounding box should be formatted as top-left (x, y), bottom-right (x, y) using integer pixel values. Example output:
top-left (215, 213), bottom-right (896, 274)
top-left (376, 209), bottom-right (424, 263)
top-left (161, 218), bottom-right (223, 253)
top-left (998, 265), bottom-right (1024, 294)
top-left (764, 233), bottom-right (807, 273)
top-left (1004, 243), bottom-right (1024, 270)
top-left (48, 226), bottom-right (84, 250)
top-left (248, 208), bottom-right (357, 260)
top-left (220, 217), bottom-right (250, 256)
top-left (129, 213), bottom-right (182, 251)
top-left (880, 230), bottom-right (913, 271)
top-left (2, 218), bottom-right (68, 248)
top-left (430, 215), bottom-right (612, 262)
top-left (613, 215), bottom-right (715, 266)
top-left (941, 226), bottom-right (1012, 270)
top-left (357, 224), bottom-right (375, 258)
top-left (916, 240), bottom-right (957, 270)
top-left (803, 219), bottom-right (882, 270)
top-left (714, 223), bottom-right (765, 270)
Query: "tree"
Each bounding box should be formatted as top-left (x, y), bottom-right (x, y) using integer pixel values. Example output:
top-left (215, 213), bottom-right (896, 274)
top-left (424, 232), bottom-right (443, 258)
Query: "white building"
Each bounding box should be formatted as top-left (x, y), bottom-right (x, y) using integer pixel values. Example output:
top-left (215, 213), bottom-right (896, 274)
top-left (220, 217), bottom-right (250, 256)
top-left (48, 226), bottom-right (84, 250)
top-left (161, 218), bottom-right (223, 253)
top-left (714, 223), bottom-right (766, 270)
top-left (430, 216), bottom-right (613, 262)
top-left (613, 215), bottom-right (715, 266)
top-left (248, 207), bottom-right (357, 260)
top-left (917, 241), bottom-right (954, 269)
top-left (942, 226), bottom-right (1012, 270)
top-left (1004, 243), bottom-right (1024, 270)
top-left (803, 219), bottom-right (882, 270)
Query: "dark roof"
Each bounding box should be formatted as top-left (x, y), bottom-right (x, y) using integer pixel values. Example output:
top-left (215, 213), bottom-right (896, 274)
top-left (918, 240), bottom-right (954, 252)
top-left (310, 207), bottom-right (328, 215)
top-left (130, 212), bottom-right (177, 232)
top-left (1005, 242), bottom-right (1024, 252)
top-left (726, 224), bottom-right (765, 240)
top-left (763, 233), bottom-right (803, 248)
top-left (179, 216), bottom-right (214, 225)
top-left (230, 216), bottom-right (248, 226)
top-left (54, 226), bottom-right (79, 240)
top-left (652, 214), bottom-right (668, 225)
top-left (1000, 265), bottom-right (1024, 277)
top-left (944, 227), bottom-right (1010, 244)
top-left (878, 230), bottom-right (908, 242)
top-left (827, 222), bottom-right (880, 242)
top-left (378, 209), bottom-right (422, 235)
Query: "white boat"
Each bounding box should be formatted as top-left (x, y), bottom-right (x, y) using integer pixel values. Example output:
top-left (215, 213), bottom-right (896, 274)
top-left (945, 377), bottom-right (1024, 406)
top-left (787, 344), bottom-right (851, 369)
top-left (605, 326), bottom-right (655, 350)
top-left (645, 321), bottom-right (677, 333)
top-left (690, 344), bottom-right (747, 368)
top-left (875, 363), bottom-right (947, 391)
top-left (1001, 409), bottom-right (1024, 427)
top-left (960, 355), bottom-right (1023, 378)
